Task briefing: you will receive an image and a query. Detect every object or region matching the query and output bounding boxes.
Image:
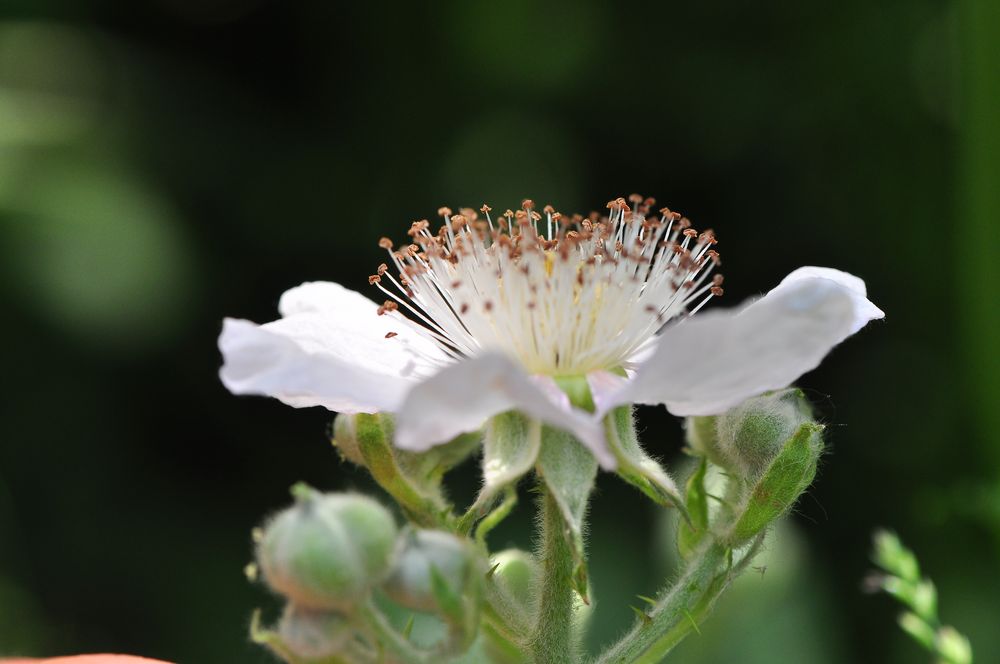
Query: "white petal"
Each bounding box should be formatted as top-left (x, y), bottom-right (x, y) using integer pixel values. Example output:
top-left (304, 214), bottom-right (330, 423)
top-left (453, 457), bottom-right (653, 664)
top-left (219, 282), bottom-right (447, 412)
top-left (394, 353), bottom-right (616, 469)
top-left (771, 266), bottom-right (885, 334)
top-left (607, 270), bottom-right (881, 417)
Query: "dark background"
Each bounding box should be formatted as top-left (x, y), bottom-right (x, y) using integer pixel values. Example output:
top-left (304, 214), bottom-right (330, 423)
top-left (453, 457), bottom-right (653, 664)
top-left (0, 1), bottom-right (997, 662)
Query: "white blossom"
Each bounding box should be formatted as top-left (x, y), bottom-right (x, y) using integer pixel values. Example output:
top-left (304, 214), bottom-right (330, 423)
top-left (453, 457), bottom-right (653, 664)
top-left (219, 197), bottom-right (883, 469)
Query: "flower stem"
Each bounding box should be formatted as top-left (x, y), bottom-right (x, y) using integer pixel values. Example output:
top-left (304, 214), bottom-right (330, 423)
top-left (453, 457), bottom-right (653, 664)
top-left (530, 480), bottom-right (581, 664)
top-left (593, 541), bottom-right (729, 664)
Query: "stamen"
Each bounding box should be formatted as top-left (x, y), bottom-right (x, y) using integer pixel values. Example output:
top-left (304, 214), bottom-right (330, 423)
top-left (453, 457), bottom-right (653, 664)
top-left (367, 196), bottom-right (724, 375)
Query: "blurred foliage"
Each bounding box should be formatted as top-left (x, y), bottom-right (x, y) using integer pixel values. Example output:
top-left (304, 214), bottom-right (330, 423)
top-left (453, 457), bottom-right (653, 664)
top-left (0, 0), bottom-right (996, 662)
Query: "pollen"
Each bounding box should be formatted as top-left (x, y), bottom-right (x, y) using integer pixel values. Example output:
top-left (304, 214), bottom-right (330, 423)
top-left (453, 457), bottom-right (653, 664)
top-left (369, 195), bottom-right (724, 374)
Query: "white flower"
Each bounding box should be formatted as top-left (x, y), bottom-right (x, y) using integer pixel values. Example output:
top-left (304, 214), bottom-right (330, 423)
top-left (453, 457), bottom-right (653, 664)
top-left (219, 197), bottom-right (883, 469)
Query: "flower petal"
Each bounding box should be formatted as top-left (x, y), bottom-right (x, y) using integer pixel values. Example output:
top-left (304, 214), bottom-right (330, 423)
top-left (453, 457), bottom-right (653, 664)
top-left (394, 353), bottom-right (615, 468)
top-left (609, 270), bottom-right (882, 416)
top-left (771, 266), bottom-right (885, 334)
top-left (219, 282), bottom-right (447, 412)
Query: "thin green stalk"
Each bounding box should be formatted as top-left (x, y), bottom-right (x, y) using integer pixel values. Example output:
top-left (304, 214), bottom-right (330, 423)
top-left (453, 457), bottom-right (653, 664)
top-left (593, 542), bottom-right (728, 664)
top-left (529, 481), bottom-right (581, 664)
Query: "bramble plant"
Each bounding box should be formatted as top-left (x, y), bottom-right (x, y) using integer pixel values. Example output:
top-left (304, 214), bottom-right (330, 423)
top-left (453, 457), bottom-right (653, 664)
top-left (866, 530), bottom-right (973, 664)
top-left (220, 196), bottom-right (884, 663)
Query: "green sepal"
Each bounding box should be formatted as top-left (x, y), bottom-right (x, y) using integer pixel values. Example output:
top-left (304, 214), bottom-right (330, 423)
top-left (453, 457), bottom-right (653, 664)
top-left (461, 412), bottom-right (541, 533)
top-left (536, 425), bottom-right (598, 602)
top-left (677, 458), bottom-right (709, 560)
top-left (250, 608), bottom-right (356, 664)
top-left (606, 406), bottom-right (690, 523)
top-left (430, 562), bottom-right (482, 652)
top-left (352, 413), bottom-right (447, 527)
top-left (726, 422), bottom-right (824, 545)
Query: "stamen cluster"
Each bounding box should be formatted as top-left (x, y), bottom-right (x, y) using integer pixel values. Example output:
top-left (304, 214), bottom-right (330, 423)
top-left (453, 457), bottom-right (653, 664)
top-left (369, 195), bottom-right (723, 375)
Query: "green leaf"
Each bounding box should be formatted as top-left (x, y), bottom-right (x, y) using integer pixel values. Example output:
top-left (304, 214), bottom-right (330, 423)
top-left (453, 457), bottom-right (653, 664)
top-left (677, 458), bottom-right (710, 560)
top-left (461, 412), bottom-right (541, 532)
top-left (606, 406), bottom-right (689, 521)
top-left (536, 425), bottom-right (598, 602)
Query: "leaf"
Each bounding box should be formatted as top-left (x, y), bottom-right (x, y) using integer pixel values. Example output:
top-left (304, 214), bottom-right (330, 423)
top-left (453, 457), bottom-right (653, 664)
top-left (461, 412), bottom-right (541, 532)
top-left (606, 406), bottom-right (689, 522)
top-left (677, 458), bottom-right (709, 560)
top-left (536, 425), bottom-right (599, 602)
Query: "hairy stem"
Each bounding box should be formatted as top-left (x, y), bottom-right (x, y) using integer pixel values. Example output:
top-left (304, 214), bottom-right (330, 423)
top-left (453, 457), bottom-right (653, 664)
top-left (593, 542), bottom-right (729, 664)
top-left (530, 481), bottom-right (581, 664)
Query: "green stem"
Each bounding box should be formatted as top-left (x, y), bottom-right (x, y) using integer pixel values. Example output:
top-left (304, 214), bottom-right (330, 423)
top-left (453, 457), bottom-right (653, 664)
top-left (593, 542), bottom-right (729, 664)
top-left (530, 481), bottom-right (580, 664)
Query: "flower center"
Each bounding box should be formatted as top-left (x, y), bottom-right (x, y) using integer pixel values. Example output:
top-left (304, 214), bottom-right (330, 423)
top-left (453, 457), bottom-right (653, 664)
top-left (368, 195), bottom-right (724, 376)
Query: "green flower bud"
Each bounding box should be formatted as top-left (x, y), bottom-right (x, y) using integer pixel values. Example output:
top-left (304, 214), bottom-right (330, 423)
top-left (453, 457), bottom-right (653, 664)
top-left (490, 548), bottom-right (538, 607)
top-left (331, 413), bottom-right (366, 466)
top-left (258, 484), bottom-right (398, 610)
top-left (277, 604), bottom-right (353, 660)
top-left (383, 529), bottom-right (479, 613)
top-left (727, 421), bottom-right (824, 545)
top-left (684, 415), bottom-right (726, 467)
top-left (715, 388), bottom-right (814, 480)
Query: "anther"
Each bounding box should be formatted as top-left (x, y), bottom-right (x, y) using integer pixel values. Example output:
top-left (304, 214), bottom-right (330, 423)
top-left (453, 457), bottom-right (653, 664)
top-left (368, 275), bottom-right (381, 285)
top-left (521, 199), bottom-right (535, 210)
top-left (378, 237), bottom-right (393, 249)
top-left (377, 263), bottom-right (388, 275)
top-left (437, 206), bottom-right (452, 217)
top-left (385, 332), bottom-right (398, 339)
top-left (710, 286), bottom-right (724, 297)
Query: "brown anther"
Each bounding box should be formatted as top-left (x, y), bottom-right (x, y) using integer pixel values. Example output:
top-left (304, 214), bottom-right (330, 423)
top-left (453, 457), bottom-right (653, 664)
top-left (707, 249), bottom-right (721, 265)
top-left (710, 286), bottom-right (725, 297)
top-left (683, 228), bottom-right (699, 238)
top-left (504, 209), bottom-right (514, 218)
top-left (521, 199), bottom-right (535, 210)
top-left (529, 211), bottom-right (542, 221)
top-left (460, 207), bottom-right (478, 221)
top-left (460, 303), bottom-right (470, 315)
top-left (484, 300), bottom-right (494, 312)
top-left (399, 276), bottom-right (410, 286)
top-left (678, 216), bottom-right (692, 229)
top-left (527, 301), bottom-right (536, 310)
top-left (368, 274), bottom-right (381, 285)
top-left (628, 193), bottom-right (643, 204)
top-left (698, 229), bottom-right (717, 244)
top-left (378, 237), bottom-right (393, 250)
top-left (377, 263), bottom-right (388, 275)
top-left (480, 203), bottom-right (492, 213)
top-left (713, 274), bottom-right (725, 286)
top-left (543, 204), bottom-right (555, 214)
top-left (437, 206), bottom-right (452, 217)
top-left (451, 280), bottom-right (462, 289)
top-left (385, 332), bottom-right (398, 339)
top-left (615, 241), bottom-right (624, 253)
top-left (644, 197), bottom-right (656, 207)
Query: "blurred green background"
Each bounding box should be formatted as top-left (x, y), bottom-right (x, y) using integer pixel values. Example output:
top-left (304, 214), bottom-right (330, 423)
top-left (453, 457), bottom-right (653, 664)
top-left (0, 0), bottom-right (997, 662)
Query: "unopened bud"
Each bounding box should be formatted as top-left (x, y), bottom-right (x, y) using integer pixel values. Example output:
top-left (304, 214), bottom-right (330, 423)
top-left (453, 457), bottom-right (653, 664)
top-left (715, 388), bottom-right (814, 480)
top-left (490, 548), bottom-right (537, 606)
top-left (257, 484), bottom-right (398, 610)
top-left (727, 421), bottom-right (824, 545)
top-left (278, 604), bottom-right (352, 660)
top-left (383, 529), bottom-right (479, 613)
top-left (331, 413), bottom-right (366, 466)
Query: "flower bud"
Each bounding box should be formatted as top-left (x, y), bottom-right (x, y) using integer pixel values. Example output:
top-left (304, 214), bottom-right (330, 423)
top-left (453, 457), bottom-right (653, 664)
top-left (331, 413), bottom-right (366, 466)
top-left (715, 388), bottom-right (814, 480)
top-left (257, 484), bottom-right (398, 610)
top-left (277, 604), bottom-right (353, 660)
top-left (383, 529), bottom-right (479, 613)
top-left (490, 548), bottom-right (537, 606)
top-left (726, 421), bottom-right (824, 545)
